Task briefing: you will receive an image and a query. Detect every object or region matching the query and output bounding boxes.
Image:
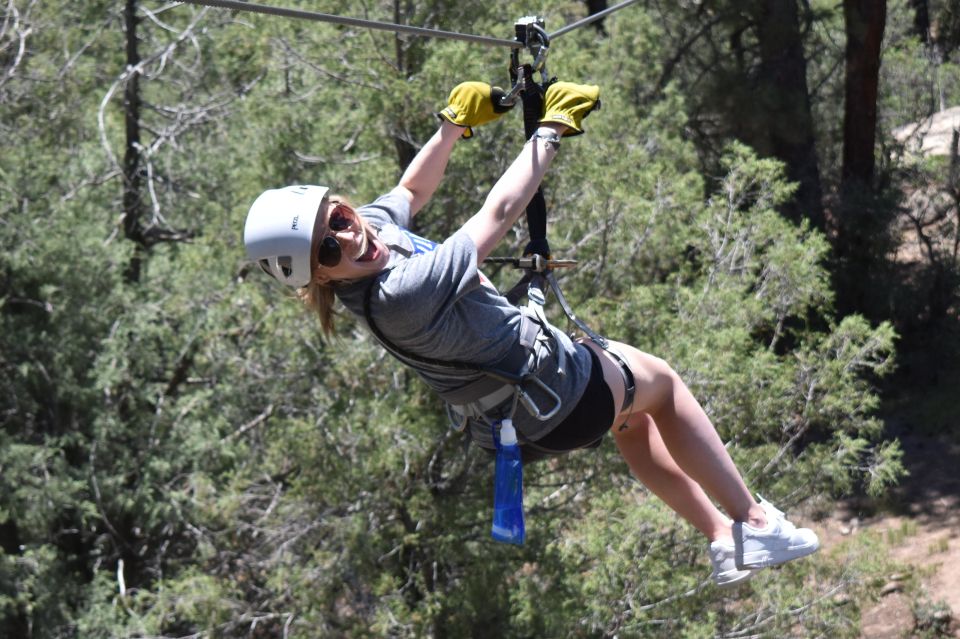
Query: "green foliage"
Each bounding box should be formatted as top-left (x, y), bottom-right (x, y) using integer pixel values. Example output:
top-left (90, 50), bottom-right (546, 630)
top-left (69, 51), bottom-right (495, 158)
top-left (0, 1), bottom-right (922, 637)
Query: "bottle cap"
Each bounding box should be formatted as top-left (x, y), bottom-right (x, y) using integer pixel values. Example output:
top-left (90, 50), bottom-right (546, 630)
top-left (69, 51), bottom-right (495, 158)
top-left (499, 419), bottom-right (517, 445)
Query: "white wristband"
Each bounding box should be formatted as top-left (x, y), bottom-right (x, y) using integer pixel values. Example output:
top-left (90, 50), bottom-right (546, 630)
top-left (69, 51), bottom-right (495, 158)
top-left (531, 127), bottom-right (562, 150)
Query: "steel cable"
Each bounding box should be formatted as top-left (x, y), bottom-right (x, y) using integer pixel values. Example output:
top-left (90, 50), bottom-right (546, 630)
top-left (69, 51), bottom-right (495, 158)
top-left (177, 0), bottom-right (641, 49)
top-left (178, 0), bottom-right (522, 48)
top-left (548, 0), bottom-right (642, 39)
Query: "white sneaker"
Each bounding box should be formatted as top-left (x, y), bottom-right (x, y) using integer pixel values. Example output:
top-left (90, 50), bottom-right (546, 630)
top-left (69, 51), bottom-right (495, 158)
top-left (733, 497), bottom-right (820, 570)
top-left (709, 540), bottom-right (756, 588)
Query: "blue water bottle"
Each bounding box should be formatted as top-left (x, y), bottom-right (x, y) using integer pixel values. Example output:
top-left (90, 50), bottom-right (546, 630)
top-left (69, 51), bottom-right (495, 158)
top-left (491, 419), bottom-right (525, 545)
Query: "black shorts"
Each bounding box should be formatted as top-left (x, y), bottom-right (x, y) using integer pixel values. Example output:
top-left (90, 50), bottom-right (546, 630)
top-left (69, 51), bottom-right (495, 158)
top-left (486, 345), bottom-right (615, 464)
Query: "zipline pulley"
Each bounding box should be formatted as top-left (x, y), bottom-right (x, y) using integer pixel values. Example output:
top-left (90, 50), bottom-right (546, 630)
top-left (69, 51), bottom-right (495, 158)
top-left (499, 16), bottom-right (551, 109)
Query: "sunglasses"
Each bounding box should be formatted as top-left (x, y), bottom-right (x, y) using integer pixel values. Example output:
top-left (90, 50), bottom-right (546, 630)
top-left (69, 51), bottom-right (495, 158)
top-left (316, 204), bottom-right (352, 268)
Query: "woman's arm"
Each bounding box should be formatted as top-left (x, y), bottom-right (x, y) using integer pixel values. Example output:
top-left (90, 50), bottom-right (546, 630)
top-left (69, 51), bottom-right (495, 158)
top-left (460, 123), bottom-right (567, 262)
top-left (394, 120), bottom-right (463, 216)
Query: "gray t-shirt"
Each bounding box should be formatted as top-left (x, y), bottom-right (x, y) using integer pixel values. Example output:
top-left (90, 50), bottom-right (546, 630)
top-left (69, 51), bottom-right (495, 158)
top-left (335, 190), bottom-right (592, 447)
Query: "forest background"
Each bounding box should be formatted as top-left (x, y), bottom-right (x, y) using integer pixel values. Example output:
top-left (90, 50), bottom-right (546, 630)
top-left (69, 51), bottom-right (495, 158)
top-left (1, 0), bottom-right (958, 637)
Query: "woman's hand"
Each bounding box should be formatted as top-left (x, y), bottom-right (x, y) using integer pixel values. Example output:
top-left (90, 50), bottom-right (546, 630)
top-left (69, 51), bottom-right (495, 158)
top-left (437, 82), bottom-right (515, 138)
top-left (539, 82), bottom-right (600, 136)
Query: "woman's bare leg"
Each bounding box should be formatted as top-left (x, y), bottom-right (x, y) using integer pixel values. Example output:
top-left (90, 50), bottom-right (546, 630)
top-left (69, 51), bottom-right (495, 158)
top-left (587, 340), bottom-right (767, 528)
top-left (613, 412), bottom-right (734, 542)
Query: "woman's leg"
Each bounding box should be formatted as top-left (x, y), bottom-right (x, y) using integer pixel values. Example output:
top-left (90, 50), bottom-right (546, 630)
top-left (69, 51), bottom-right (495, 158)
top-left (613, 412), bottom-right (734, 543)
top-left (584, 340), bottom-right (819, 573)
top-left (585, 340), bottom-right (766, 528)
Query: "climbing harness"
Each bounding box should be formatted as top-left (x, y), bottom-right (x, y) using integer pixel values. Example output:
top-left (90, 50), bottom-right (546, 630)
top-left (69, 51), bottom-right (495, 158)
top-left (362, 272), bottom-right (563, 427)
top-left (488, 254), bottom-right (637, 419)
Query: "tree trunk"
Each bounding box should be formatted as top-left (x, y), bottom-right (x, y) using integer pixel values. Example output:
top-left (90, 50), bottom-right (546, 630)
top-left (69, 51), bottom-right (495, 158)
top-left (751, 0), bottom-right (825, 228)
top-left (393, 0), bottom-right (417, 171)
top-left (832, 1), bottom-right (888, 318)
top-left (0, 521), bottom-right (29, 637)
top-left (119, 0), bottom-right (197, 278)
top-left (841, 0), bottom-right (886, 188)
top-left (122, 0), bottom-right (144, 283)
top-left (910, 0), bottom-right (930, 42)
top-left (586, 0), bottom-right (609, 35)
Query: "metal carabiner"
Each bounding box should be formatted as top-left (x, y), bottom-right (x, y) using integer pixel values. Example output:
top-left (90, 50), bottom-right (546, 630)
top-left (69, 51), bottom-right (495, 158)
top-left (498, 16), bottom-right (551, 109)
top-left (516, 374), bottom-right (563, 421)
top-left (498, 73), bottom-right (525, 109)
top-left (525, 22), bottom-right (550, 79)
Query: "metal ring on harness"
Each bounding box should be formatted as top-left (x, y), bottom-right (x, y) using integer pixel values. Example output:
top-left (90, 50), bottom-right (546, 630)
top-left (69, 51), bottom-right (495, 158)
top-left (515, 374), bottom-right (563, 420)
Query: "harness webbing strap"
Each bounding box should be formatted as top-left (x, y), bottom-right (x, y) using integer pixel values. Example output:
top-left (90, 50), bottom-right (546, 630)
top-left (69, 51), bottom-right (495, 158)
top-left (500, 18), bottom-right (635, 415)
top-left (541, 271), bottom-right (636, 413)
top-left (362, 278), bottom-right (562, 423)
top-left (608, 348), bottom-right (637, 415)
top-left (362, 277), bottom-right (514, 379)
top-left (518, 63), bottom-right (552, 259)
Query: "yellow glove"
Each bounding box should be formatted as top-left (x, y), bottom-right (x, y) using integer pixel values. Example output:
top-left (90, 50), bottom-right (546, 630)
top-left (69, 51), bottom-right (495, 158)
top-left (437, 82), bottom-right (514, 138)
top-left (540, 82), bottom-right (601, 136)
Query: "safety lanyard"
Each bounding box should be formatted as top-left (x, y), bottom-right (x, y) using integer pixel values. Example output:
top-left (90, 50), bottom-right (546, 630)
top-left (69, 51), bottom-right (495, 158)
top-left (506, 17), bottom-right (554, 260)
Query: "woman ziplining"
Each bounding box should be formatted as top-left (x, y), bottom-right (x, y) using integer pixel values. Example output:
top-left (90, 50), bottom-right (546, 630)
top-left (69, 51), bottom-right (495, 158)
top-left (242, 79), bottom-right (820, 587)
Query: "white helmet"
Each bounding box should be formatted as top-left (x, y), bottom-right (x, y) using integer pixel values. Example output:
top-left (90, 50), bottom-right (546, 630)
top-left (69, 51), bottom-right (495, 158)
top-left (244, 184), bottom-right (329, 288)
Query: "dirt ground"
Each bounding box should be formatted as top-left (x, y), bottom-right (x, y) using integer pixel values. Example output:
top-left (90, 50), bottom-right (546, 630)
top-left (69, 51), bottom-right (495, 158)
top-left (823, 432), bottom-right (960, 638)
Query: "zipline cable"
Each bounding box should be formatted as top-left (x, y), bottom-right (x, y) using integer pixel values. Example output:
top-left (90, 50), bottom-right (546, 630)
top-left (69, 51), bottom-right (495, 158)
top-left (177, 0), bottom-right (522, 49)
top-left (177, 0), bottom-right (642, 49)
top-left (548, 0), bottom-right (642, 39)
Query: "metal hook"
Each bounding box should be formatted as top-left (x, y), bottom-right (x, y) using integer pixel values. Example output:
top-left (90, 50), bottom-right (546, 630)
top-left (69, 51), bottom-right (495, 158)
top-left (516, 374), bottom-right (563, 421)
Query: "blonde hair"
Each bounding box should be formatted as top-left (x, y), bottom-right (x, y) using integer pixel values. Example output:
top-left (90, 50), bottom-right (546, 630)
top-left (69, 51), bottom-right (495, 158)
top-left (298, 194), bottom-right (366, 338)
top-left (299, 280), bottom-right (337, 337)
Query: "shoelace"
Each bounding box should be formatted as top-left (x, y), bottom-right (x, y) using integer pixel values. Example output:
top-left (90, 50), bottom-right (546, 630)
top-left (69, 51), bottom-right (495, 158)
top-left (756, 495), bottom-right (785, 518)
top-left (757, 496), bottom-right (796, 532)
